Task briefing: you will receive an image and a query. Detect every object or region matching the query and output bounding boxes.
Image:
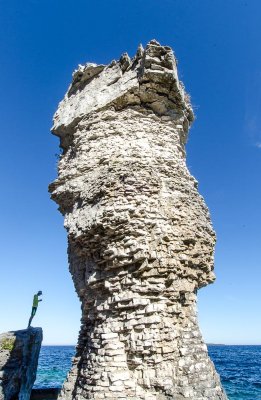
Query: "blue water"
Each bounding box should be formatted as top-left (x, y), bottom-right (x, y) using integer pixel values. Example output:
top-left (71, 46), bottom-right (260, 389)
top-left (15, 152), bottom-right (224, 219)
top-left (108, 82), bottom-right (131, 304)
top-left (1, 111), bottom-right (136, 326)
top-left (34, 345), bottom-right (261, 399)
top-left (34, 346), bottom-right (75, 389)
top-left (208, 345), bottom-right (261, 400)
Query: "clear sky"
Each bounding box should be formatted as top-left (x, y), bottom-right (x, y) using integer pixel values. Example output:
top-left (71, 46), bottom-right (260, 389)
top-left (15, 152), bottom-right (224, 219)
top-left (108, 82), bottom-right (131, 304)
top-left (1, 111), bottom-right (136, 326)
top-left (0, 0), bottom-right (260, 345)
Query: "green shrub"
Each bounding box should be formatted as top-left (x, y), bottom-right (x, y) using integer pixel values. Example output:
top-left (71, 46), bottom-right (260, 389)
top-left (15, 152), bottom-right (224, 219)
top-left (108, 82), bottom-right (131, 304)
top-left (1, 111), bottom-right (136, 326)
top-left (0, 337), bottom-right (15, 351)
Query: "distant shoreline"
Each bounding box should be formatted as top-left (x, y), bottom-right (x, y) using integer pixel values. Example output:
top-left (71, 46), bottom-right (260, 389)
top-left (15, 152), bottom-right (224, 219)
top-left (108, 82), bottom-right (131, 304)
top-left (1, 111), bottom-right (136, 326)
top-left (207, 343), bottom-right (261, 346)
top-left (40, 343), bottom-right (261, 347)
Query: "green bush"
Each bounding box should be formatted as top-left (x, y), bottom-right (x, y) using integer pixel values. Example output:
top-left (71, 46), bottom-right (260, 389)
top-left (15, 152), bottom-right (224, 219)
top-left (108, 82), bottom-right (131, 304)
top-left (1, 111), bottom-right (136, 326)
top-left (0, 337), bottom-right (15, 351)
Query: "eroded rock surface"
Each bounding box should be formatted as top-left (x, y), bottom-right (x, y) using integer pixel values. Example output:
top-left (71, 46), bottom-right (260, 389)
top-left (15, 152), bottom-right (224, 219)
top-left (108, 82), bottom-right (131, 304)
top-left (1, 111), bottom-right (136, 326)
top-left (0, 328), bottom-right (43, 400)
top-left (50, 40), bottom-right (227, 399)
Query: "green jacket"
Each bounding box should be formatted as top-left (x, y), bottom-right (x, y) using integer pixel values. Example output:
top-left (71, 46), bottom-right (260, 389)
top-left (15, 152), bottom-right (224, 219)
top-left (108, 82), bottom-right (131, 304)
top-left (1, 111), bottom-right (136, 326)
top-left (33, 295), bottom-right (39, 307)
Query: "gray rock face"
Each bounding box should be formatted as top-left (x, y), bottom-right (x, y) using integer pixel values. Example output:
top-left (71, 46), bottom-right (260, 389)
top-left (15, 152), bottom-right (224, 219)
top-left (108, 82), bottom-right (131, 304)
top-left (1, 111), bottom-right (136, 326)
top-left (50, 40), bottom-right (227, 399)
top-left (0, 328), bottom-right (43, 400)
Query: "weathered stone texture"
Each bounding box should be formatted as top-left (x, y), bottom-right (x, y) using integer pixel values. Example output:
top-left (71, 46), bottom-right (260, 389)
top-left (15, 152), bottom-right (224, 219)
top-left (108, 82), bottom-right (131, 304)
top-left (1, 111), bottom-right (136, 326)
top-left (50, 40), bottom-right (227, 399)
top-left (0, 328), bottom-right (43, 400)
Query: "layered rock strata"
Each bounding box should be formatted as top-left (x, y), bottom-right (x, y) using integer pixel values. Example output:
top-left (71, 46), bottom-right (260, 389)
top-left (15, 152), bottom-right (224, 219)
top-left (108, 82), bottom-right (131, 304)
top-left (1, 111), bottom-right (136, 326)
top-left (0, 328), bottom-right (43, 400)
top-left (50, 40), bottom-right (227, 399)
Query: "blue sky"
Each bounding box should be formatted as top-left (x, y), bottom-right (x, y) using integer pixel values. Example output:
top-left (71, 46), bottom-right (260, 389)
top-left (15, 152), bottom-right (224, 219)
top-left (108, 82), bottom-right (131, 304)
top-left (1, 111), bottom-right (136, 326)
top-left (0, 0), bottom-right (260, 345)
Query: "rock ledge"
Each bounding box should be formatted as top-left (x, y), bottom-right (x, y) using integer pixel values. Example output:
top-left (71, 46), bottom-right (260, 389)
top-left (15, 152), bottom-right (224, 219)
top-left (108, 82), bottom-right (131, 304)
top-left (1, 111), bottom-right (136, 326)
top-left (0, 328), bottom-right (43, 400)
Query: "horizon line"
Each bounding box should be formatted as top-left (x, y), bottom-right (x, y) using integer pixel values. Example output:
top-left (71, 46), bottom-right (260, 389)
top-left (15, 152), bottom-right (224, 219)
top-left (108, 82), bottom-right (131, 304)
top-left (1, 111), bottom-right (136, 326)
top-left (41, 343), bottom-right (261, 346)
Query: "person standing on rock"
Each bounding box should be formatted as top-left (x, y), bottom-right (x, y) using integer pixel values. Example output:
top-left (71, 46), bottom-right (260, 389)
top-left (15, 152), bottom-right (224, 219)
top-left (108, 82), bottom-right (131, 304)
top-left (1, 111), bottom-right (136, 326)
top-left (27, 291), bottom-right (42, 328)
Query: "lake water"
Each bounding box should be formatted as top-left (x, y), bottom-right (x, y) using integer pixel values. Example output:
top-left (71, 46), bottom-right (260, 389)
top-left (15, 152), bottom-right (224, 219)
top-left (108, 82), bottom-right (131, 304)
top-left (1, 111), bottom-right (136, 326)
top-left (34, 345), bottom-right (261, 399)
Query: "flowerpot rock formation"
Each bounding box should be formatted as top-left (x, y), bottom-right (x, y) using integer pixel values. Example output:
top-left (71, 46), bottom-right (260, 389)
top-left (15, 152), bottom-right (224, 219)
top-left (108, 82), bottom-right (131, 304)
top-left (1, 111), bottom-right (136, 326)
top-left (49, 40), bottom-right (227, 400)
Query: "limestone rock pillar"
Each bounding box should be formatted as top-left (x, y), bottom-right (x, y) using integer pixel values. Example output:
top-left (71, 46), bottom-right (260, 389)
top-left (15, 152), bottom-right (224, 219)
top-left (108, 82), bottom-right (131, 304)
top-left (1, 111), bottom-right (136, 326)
top-left (49, 40), bottom-right (227, 400)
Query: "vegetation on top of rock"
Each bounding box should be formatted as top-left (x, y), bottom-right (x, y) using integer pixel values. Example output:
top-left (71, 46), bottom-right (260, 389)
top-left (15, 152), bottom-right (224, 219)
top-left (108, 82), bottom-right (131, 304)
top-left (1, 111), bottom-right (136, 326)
top-left (0, 337), bottom-right (15, 351)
